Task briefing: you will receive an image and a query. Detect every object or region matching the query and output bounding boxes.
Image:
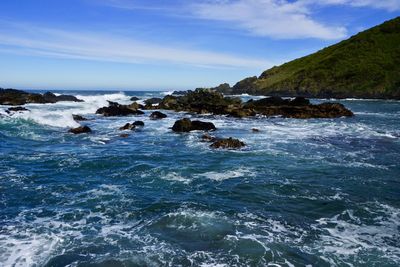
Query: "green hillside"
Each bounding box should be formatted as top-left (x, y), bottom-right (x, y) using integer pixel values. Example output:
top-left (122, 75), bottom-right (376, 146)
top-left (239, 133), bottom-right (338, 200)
top-left (227, 17), bottom-right (400, 99)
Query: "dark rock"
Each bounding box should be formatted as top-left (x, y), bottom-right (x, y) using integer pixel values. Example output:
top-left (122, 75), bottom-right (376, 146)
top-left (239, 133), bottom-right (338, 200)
top-left (201, 133), bottom-right (217, 142)
top-left (42, 91), bottom-right (83, 103)
top-left (172, 118), bottom-right (216, 132)
top-left (172, 90), bottom-right (190, 95)
top-left (96, 101), bottom-right (144, 117)
top-left (133, 121), bottom-right (145, 127)
top-left (244, 96), bottom-right (353, 119)
top-left (72, 114), bottom-right (87, 121)
top-left (150, 111), bottom-right (167, 119)
top-left (119, 123), bottom-right (136, 130)
top-left (252, 128), bottom-right (260, 132)
top-left (120, 133), bottom-right (130, 138)
top-left (154, 88), bottom-right (353, 119)
top-left (130, 96), bottom-right (140, 101)
top-left (6, 106), bottom-right (29, 114)
top-left (144, 98), bottom-right (163, 105)
top-left (210, 138), bottom-right (245, 149)
top-left (68, 126), bottom-right (92, 134)
top-left (290, 97), bottom-right (310, 106)
top-left (0, 88), bottom-right (83, 105)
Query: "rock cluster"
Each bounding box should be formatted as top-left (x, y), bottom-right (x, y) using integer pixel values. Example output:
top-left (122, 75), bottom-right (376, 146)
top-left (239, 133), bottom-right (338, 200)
top-left (0, 88), bottom-right (83, 105)
top-left (155, 89), bottom-right (353, 119)
top-left (96, 101), bottom-right (144, 117)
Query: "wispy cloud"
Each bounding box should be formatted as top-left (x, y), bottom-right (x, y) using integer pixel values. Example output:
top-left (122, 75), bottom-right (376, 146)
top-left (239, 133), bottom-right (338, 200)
top-left (0, 21), bottom-right (270, 69)
top-left (97, 0), bottom-right (399, 40)
top-left (303, 0), bottom-right (400, 12)
top-left (190, 0), bottom-right (347, 40)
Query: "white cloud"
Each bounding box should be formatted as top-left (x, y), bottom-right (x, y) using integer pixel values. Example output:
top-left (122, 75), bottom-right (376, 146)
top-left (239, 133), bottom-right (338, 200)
top-left (191, 0), bottom-right (347, 40)
top-left (305, 0), bottom-right (400, 11)
top-left (0, 21), bottom-right (270, 69)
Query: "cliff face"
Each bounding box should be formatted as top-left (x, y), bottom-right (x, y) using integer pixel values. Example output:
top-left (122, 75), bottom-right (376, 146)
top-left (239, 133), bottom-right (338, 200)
top-left (222, 17), bottom-right (400, 99)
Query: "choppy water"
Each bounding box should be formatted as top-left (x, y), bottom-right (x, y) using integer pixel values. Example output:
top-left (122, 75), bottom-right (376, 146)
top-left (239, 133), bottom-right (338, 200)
top-left (0, 91), bottom-right (399, 267)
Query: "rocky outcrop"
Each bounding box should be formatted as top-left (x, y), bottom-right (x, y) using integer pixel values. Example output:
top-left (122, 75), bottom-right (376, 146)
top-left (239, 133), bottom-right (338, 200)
top-left (0, 88), bottom-right (83, 106)
top-left (172, 118), bottom-right (216, 132)
top-left (42, 92), bottom-right (83, 103)
top-left (72, 114), bottom-right (88, 121)
top-left (96, 101), bottom-right (144, 117)
top-left (210, 138), bottom-right (245, 149)
top-left (244, 97), bottom-right (353, 118)
top-left (68, 126), bottom-right (92, 134)
top-left (158, 89), bottom-right (247, 116)
top-left (130, 96), bottom-right (140, 101)
top-left (150, 111), bottom-right (167, 119)
top-left (155, 89), bottom-right (352, 119)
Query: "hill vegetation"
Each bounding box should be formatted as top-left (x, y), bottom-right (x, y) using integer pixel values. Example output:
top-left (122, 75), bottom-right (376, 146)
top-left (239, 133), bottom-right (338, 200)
top-left (215, 17), bottom-right (400, 99)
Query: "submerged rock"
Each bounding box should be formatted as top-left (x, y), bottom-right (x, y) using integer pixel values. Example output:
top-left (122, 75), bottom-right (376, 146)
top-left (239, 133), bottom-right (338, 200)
top-left (150, 111), bottom-right (167, 119)
top-left (201, 133), bottom-right (217, 142)
top-left (172, 118), bottom-right (216, 132)
top-left (72, 114), bottom-right (88, 121)
top-left (6, 106), bottom-right (29, 113)
top-left (210, 138), bottom-right (245, 149)
top-left (96, 101), bottom-right (144, 117)
top-left (0, 88), bottom-right (83, 106)
top-left (120, 133), bottom-right (130, 138)
top-left (68, 126), bottom-right (92, 134)
top-left (130, 96), bottom-right (140, 101)
top-left (119, 123), bottom-right (136, 130)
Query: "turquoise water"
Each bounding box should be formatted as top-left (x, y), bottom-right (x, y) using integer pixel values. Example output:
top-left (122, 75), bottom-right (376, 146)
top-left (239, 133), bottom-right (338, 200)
top-left (0, 91), bottom-right (399, 266)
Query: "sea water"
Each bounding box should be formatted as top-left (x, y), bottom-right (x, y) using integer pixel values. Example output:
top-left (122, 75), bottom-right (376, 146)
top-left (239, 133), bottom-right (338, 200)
top-left (0, 91), bottom-right (399, 266)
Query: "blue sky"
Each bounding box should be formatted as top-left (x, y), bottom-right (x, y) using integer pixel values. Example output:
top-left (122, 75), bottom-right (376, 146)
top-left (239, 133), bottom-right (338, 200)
top-left (0, 0), bottom-right (399, 90)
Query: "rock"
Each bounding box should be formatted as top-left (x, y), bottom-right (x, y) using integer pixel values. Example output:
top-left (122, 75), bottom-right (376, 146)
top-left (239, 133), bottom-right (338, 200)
top-left (201, 133), bottom-right (217, 142)
top-left (127, 102), bottom-right (144, 110)
top-left (150, 111), bottom-right (167, 119)
top-left (120, 133), bottom-right (130, 138)
top-left (159, 88), bottom-right (242, 115)
top-left (172, 118), bottom-right (216, 132)
top-left (43, 92), bottom-right (83, 103)
top-left (0, 88), bottom-right (83, 105)
top-left (244, 96), bottom-right (353, 119)
top-left (130, 96), bottom-right (140, 101)
top-left (210, 138), bottom-right (245, 149)
top-left (144, 97), bottom-right (163, 105)
top-left (154, 88), bottom-right (353, 119)
top-left (290, 97), bottom-right (310, 106)
top-left (68, 126), bottom-right (92, 134)
top-left (119, 123), bottom-right (136, 130)
top-left (252, 128), bottom-right (260, 132)
top-left (6, 106), bottom-right (29, 114)
top-left (133, 121), bottom-right (145, 127)
top-left (96, 101), bottom-right (144, 117)
top-left (72, 114), bottom-right (88, 121)
top-left (172, 90), bottom-right (190, 95)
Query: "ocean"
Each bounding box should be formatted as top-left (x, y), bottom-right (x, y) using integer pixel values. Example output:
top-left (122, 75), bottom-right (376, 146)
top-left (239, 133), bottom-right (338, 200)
top-left (0, 90), bottom-right (399, 266)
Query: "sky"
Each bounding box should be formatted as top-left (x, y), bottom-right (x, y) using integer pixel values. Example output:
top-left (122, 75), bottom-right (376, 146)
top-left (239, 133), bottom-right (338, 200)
top-left (0, 0), bottom-right (399, 90)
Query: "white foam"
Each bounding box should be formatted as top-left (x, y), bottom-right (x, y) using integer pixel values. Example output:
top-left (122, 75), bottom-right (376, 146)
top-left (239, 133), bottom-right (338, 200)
top-left (196, 168), bottom-right (256, 181)
top-left (3, 92), bottom-right (131, 128)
